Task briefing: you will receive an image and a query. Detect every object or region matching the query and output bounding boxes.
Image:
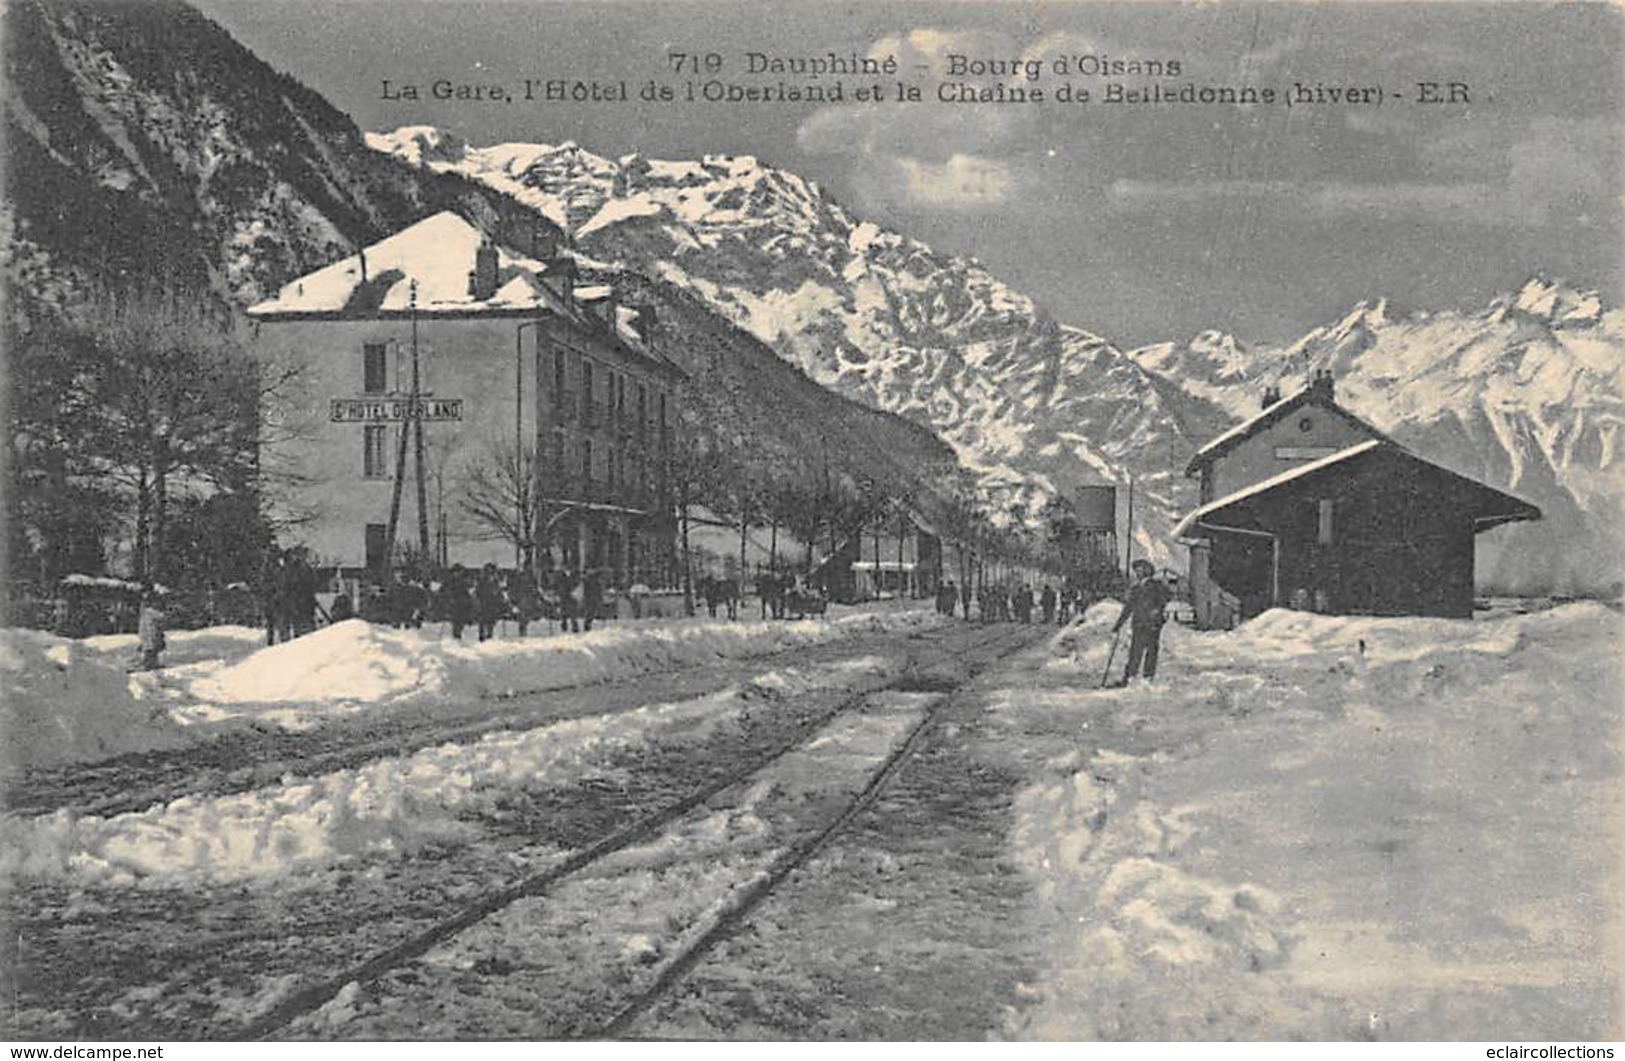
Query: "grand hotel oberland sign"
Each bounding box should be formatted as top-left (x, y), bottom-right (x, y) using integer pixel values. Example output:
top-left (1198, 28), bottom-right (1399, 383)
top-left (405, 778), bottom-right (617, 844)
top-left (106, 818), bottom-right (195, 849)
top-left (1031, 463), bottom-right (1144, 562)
top-left (330, 396), bottom-right (465, 423)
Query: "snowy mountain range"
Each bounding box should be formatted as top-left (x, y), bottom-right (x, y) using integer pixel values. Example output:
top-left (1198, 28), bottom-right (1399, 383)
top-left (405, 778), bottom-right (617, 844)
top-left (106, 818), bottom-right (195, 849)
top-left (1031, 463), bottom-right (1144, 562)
top-left (7, 0), bottom-right (1618, 591)
top-left (368, 126), bottom-right (1235, 567)
top-left (369, 126), bottom-right (1624, 589)
top-left (1133, 278), bottom-right (1625, 592)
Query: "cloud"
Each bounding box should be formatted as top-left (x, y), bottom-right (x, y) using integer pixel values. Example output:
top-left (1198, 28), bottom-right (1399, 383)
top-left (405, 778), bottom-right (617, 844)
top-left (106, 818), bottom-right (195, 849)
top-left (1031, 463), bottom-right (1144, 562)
top-left (1109, 117), bottom-right (1618, 229)
top-left (797, 25), bottom-right (1043, 212)
top-left (894, 154), bottom-right (1014, 208)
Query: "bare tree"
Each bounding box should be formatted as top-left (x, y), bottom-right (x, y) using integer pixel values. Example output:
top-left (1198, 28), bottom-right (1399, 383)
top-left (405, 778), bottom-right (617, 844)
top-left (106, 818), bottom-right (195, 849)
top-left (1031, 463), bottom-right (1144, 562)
top-left (457, 435), bottom-right (537, 567)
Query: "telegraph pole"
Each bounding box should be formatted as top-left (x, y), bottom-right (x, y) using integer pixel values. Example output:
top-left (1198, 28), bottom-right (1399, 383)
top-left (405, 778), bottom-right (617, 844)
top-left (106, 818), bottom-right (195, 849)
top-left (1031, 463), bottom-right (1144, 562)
top-left (1123, 474), bottom-right (1134, 580)
top-left (412, 287), bottom-right (430, 560)
top-left (384, 333), bottom-right (411, 574)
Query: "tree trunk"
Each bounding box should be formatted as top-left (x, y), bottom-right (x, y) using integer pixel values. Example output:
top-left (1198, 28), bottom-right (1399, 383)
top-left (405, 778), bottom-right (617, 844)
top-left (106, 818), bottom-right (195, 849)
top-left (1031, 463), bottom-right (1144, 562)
top-left (896, 513), bottom-right (906, 598)
top-left (680, 486), bottom-right (694, 616)
top-left (151, 458), bottom-right (169, 586)
top-left (134, 466), bottom-right (152, 584)
top-left (872, 522), bottom-right (880, 600)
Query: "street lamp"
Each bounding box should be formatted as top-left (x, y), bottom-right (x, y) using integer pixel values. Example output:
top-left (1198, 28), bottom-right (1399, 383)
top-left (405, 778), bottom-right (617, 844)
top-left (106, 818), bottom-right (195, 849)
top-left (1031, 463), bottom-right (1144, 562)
top-left (515, 319), bottom-right (544, 568)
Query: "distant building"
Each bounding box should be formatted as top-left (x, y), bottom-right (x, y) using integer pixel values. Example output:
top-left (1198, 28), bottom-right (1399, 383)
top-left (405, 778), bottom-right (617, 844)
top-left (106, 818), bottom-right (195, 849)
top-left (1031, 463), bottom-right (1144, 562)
top-left (847, 510), bottom-right (942, 600)
top-left (248, 211), bottom-right (685, 586)
top-left (1177, 371), bottom-right (1541, 626)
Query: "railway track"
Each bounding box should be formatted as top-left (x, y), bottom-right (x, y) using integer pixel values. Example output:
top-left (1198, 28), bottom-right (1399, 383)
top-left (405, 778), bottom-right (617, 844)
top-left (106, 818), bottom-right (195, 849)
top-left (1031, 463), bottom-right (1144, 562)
top-left (244, 621), bottom-right (1042, 1041)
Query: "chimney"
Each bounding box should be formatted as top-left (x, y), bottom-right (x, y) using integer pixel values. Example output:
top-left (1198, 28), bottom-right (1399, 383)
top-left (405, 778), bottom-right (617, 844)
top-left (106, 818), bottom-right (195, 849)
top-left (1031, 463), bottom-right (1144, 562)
top-left (540, 255), bottom-right (577, 312)
top-left (467, 239), bottom-right (499, 301)
top-left (632, 303), bottom-right (657, 342)
top-left (1261, 384), bottom-right (1282, 410)
top-left (1308, 369), bottom-right (1335, 402)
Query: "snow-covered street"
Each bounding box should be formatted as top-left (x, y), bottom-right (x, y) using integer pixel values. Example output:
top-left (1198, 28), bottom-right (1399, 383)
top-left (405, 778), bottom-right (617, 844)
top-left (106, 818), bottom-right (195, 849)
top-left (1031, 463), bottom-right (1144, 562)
top-left (2, 602), bottom-right (1619, 1040)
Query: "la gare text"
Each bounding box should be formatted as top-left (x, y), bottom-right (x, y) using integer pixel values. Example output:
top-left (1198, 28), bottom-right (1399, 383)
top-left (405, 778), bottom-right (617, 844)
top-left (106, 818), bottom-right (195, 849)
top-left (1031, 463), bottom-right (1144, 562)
top-left (378, 78), bottom-right (1472, 108)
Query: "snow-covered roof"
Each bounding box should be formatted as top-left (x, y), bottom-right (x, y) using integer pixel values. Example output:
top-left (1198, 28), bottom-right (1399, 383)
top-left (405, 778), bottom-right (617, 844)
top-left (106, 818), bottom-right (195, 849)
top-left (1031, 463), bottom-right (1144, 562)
top-left (1186, 381), bottom-right (1388, 475)
top-left (1174, 441), bottom-right (1385, 538)
top-left (247, 212), bottom-right (574, 318)
top-left (1174, 438), bottom-right (1541, 539)
top-left (247, 211), bottom-right (684, 378)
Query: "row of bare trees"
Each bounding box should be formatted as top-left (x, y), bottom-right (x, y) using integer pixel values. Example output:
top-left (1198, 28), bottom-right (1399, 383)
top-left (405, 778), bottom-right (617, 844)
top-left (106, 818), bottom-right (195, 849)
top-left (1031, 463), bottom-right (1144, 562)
top-left (451, 416), bottom-right (1075, 608)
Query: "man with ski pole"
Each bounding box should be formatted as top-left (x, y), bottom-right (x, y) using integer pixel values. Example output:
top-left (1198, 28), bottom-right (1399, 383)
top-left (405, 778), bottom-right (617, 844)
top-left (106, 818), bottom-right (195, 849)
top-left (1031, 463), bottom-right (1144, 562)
top-left (1108, 559), bottom-right (1170, 687)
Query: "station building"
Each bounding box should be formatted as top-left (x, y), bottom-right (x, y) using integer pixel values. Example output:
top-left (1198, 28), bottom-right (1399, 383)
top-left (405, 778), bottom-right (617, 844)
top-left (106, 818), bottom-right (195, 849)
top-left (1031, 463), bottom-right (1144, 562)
top-left (1177, 371), bottom-right (1541, 626)
top-left (248, 211), bottom-right (685, 586)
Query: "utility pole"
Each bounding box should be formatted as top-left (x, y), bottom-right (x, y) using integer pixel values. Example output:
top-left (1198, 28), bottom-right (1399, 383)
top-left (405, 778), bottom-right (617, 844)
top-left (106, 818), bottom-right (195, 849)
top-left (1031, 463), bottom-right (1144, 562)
top-left (384, 333), bottom-right (411, 574)
top-left (411, 289), bottom-right (430, 561)
top-left (1123, 474), bottom-right (1134, 581)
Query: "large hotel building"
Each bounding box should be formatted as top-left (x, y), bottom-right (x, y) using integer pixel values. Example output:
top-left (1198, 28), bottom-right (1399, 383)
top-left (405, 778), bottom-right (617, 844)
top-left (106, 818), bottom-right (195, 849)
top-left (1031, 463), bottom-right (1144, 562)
top-left (248, 211), bottom-right (684, 586)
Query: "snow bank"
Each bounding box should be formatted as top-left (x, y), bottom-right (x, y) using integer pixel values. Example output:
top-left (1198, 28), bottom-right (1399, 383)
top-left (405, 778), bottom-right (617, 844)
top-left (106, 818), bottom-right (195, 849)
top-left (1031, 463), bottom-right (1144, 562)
top-left (0, 630), bottom-right (188, 774)
top-left (0, 608), bottom-right (941, 770)
top-left (999, 602), bottom-right (1623, 1039)
top-left (0, 657), bottom-right (895, 884)
top-left (172, 608), bottom-right (942, 728)
top-left (81, 625), bottom-right (266, 669)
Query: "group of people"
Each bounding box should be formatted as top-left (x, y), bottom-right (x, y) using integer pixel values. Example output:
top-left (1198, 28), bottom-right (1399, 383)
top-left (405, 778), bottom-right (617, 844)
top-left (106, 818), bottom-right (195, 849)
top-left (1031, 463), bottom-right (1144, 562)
top-left (933, 579), bottom-right (1093, 626)
top-left (755, 572), bottom-right (826, 620)
top-left (261, 547), bottom-right (321, 645)
top-left (932, 562), bottom-right (1173, 687)
top-left (352, 564), bottom-right (608, 640)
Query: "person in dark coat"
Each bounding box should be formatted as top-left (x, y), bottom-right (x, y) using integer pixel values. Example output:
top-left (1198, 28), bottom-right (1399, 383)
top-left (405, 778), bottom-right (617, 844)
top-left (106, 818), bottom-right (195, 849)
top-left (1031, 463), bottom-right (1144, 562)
top-left (1040, 584), bottom-right (1057, 624)
top-left (443, 565), bottom-right (474, 640)
top-left (136, 588), bottom-right (166, 671)
top-left (509, 564), bottom-right (542, 637)
top-left (1112, 559), bottom-right (1171, 685)
top-left (959, 580), bottom-right (973, 620)
top-left (260, 550), bottom-right (287, 645)
top-left (1014, 584), bottom-right (1034, 624)
top-left (580, 569), bottom-right (603, 632)
top-left (285, 551), bottom-right (319, 638)
top-left (555, 568), bottom-right (583, 633)
top-left (475, 563), bottom-right (507, 642)
top-left (329, 592), bottom-right (355, 623)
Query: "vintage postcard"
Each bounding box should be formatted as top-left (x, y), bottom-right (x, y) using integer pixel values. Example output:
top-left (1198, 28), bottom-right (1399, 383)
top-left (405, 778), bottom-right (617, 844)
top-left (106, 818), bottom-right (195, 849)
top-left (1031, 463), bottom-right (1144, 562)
top-left (2, 0), bottom-right (1621, 1043)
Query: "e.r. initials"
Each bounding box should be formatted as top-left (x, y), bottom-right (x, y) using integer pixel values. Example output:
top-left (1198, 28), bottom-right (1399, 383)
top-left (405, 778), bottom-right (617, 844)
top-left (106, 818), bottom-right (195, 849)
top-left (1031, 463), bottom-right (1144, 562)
top-left (1416, 81), bottom-right (1470, 103)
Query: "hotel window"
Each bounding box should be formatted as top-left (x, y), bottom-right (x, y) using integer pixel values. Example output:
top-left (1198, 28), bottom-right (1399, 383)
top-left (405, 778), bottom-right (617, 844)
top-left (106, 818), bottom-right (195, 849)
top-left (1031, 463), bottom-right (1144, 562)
top-left (582, 438), bottom-right (594, 483)
top-left (581, 362), bottom-right (595, 425)
top-left (553, 348), bottom-right (566, 413)
top-left (363, 425), bottom-right (390, 478)
top-left (637, 384), bottom-right (648, 443)
top-left (363, 343), bottom-right (388, 394)
top-left (1318, 499), bottom-right (1335, 545)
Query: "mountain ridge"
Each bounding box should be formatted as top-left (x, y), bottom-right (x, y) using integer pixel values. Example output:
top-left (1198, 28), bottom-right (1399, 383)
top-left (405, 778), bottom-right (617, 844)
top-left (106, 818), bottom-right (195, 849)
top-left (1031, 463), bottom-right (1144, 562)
top-left (371, 125), bottom-right (1623, 591)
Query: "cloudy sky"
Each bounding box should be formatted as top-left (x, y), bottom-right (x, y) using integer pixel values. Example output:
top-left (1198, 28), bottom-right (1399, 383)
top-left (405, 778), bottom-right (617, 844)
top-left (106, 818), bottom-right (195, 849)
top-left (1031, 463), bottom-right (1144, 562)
top-left (194, 0), bottom-right (1623, 347)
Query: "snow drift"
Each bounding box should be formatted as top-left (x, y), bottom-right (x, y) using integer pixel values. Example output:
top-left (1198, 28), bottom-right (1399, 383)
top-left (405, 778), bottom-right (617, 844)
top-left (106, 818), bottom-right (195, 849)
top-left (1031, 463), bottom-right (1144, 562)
top-left (0, 629), bottom-right (189, 773)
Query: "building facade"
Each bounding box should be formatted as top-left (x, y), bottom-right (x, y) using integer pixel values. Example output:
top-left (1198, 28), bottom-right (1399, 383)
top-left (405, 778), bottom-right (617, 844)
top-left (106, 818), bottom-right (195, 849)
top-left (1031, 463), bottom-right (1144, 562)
top-left (248, 211), bottom-right (683, 585)
top-left (1178, 372), bottom-right (1541, 626)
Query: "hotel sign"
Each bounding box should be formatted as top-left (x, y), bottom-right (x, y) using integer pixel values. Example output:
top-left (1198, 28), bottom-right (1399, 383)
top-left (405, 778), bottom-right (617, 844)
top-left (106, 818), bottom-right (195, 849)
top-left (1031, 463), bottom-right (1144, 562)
top-left (330, 397), bottom-right (465, 423)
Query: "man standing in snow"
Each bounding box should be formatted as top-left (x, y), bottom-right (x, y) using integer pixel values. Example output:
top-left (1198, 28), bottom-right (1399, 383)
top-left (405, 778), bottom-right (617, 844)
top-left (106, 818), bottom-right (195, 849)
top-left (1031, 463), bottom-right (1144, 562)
top-left (475, 563), bottom-right (507, 642)
top-left (136, 587), bottom-right (166, 671)
top-left (1112, 559), bottom-right (1170, 686)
